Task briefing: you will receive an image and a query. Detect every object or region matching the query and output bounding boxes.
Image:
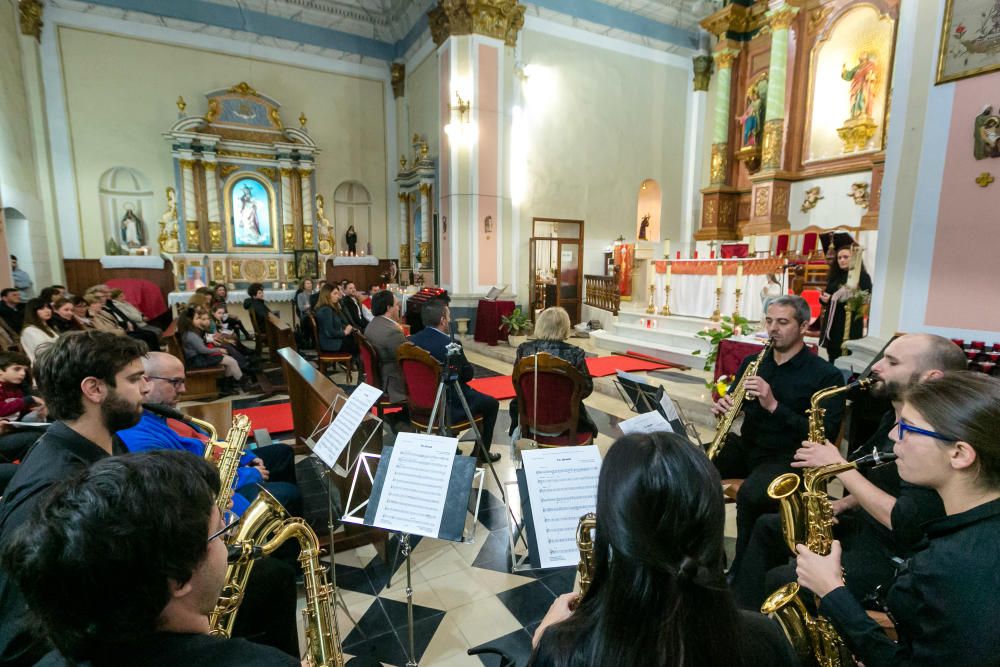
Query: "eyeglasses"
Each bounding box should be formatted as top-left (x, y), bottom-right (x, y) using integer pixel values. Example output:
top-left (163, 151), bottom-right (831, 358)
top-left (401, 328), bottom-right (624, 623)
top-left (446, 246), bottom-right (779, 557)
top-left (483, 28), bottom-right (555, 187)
top-left (207, 512), bottom-right (241, 543)
top-left (897, 419), bottom-right (955, 443)
top-left (145, 375), bottom-right (185, 389)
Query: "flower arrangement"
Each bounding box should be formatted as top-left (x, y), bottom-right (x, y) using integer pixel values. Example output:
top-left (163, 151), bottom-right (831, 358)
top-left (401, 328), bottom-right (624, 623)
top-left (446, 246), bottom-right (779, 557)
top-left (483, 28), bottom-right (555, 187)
top-left (845, 289), bottom-right (871, 320)
top-left (692, 314), bottom-right (753, 375)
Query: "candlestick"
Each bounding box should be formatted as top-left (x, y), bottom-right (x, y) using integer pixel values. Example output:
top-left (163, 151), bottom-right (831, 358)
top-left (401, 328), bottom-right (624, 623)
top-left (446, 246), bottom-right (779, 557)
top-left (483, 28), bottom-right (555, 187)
top-left (711, 287), bottom-right (722, 322)
top-left (646, 283), bottom-right (656, 314)
top-left (660, 284), bottom-right (672, 316)
top-left (733, 288), bottom-right (743, 325)
top-left (665, 260), bottom-right (672, 287)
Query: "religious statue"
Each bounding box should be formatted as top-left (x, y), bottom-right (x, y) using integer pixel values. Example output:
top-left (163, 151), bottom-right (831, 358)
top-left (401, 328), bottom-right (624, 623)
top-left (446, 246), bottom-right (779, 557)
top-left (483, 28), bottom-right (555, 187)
top-left (637, 214), bottom-right (650, 240)
top-left (800, 186), bottom-right (824, 212)
top-left (737, 87), bottom-right (764, 147)
top-left (120, 207), bottom-right (146, 249)
top-left (158, 187), bottom-right (179, 254)
top-left (345, 225), bottom-right (358, 255)
top-left (389, 260), bottom-right (398, 284)
top-left (316, 194), bottom-right (335, 255)
top-left (842, 53), bottom-right (879, 120)
top-left (974, 105), bottom-right (1000, 160)
top-left (848, 182), bottom-right (870, 208)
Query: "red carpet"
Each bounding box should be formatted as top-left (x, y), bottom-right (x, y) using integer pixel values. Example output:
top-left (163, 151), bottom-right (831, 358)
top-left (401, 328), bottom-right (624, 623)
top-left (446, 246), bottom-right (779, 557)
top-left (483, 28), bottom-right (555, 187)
top-left (585, 355), bottom-right (668, 377)
top-left (468, 375), bottom-right (516, 400)
top-left (234, 403), bottom-right (294, 434)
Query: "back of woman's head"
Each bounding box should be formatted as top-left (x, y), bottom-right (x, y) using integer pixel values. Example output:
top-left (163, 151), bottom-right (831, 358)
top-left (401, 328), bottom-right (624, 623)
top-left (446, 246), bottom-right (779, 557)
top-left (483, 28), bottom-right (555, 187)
top-left (534, 307), bottom-right (571, 341)
top-left (905, 371), bottom-right (1000, 490)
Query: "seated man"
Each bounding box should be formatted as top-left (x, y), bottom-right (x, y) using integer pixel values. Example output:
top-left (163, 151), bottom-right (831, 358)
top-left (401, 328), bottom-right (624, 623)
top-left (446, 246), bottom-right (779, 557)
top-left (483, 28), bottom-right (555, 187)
top-left (364, 289), bottom-right (407, 404)
top-left (408, 300), bottom-right (500, 463)
top-left (1, 451), bottom-right (300, 666)
top-left (731, 333), bottom-right (966, 610)
top-left (117, 352), bottom-right (302, 517)
top-left (0, 289), bottom-right (24, 333)
top-left (710, 295), bottom-right (845, 578)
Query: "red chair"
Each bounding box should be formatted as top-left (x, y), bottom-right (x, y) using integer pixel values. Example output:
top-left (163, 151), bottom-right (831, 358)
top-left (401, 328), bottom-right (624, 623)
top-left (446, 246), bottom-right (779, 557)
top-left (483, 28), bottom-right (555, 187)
top-left (353, 331), bottom-right (406, 419)
top-left (800, 289), bottom-right (823, 325)
top-left (801, 232), bottom-right (819, 257)
top-left (307, 313), bottom-right (353, 382)
top-left (512, 353), bottom-right (593, 447)
top-left (397, 343), bottom-right (483, 439)
top-left (775, 234), bottom-right (790, 257)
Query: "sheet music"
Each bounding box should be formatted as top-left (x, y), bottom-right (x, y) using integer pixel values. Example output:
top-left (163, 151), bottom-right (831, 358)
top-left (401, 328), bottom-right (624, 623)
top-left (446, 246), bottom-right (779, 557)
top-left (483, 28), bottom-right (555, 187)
top-left (522, 446), bottom-right (601, 568)
top-left (618, 410), bottom-right (673, 435)
top-left (312, 382), bottom-right (383, 469)
top-left (372, 433), bottom-right (456, 538)
top-left (615, 370), bottom-right (648, 384)
top-left (657, 389), bottom-right (680, 423)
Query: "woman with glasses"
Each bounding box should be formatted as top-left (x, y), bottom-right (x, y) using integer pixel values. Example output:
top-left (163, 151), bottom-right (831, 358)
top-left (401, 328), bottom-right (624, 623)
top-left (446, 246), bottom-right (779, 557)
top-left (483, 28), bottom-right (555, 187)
top-left (797, 371), bottom-right (1000, 666)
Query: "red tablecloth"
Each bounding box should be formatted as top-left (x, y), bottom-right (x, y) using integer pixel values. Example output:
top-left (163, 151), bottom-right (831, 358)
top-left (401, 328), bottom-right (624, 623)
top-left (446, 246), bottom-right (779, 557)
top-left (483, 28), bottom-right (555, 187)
top-left (474, 299), bottom-right (515, 346)
top-left (105, 278), bottom-right (168, 320)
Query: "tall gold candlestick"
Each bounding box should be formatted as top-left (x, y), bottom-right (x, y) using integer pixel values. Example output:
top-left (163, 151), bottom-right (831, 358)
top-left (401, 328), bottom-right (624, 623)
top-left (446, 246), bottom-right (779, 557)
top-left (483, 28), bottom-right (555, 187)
top-left (711, 287), bottom-right (722, 322)
top-left (733, 288), bottom-right (743, 324)
top-left (646, 283), bottom-right (656, 314)
top-left (660, 285), bottom-right (672, 316)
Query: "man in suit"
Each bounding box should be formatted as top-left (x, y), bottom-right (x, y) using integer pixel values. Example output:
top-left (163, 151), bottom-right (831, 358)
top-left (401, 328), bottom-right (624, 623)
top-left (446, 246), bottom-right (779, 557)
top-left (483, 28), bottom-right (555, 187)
top-left (341, 281), bottom-right (367, 333)
top-left (409, 299), bottom-right (500, 463)
top-left (0, 289), bottom-right (24, 333)
top-left (364, 289), bottom-right (407, 403)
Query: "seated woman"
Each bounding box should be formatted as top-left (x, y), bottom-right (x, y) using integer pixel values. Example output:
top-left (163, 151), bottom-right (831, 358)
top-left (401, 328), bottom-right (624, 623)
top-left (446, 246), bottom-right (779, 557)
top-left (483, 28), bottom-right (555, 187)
top-left (509, 306), bottom-right (597, 439)
top-left (797, 371), bottom-right (1000, 666)
top-left (313, 284), bottom-right (356, 356)
top-left (50, 297), bottom-right (84, 333)
top-left (242, 282), bottom-right (276, 336)
top-left (109, 288), bottom-right (162, 337)
top-left (530, 431), bottom-right (797, 666)
top-left (19, 299), bottom-right (58, 363)
top-left (178, 305), bottom-right (250, 393)
top-left (295, 278), bottom-right (315, 320)
top-left (81, 294), bottom-right (124, 334)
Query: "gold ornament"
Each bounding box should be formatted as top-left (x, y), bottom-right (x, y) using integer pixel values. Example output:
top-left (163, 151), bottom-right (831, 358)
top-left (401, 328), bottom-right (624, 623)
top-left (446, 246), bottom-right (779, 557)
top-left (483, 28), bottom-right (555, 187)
top-left (186, 222), bottom-right (201, 251)
top-left (710, 143), bottom-right (728, 185)
top-left (428, 0), bottom-right (526, 47)
top-left (976, 172), bottom-right (995, 187)
top-left (176, 96), bottom-right (187, 113)
top-left (391, 63), bottom-right (406, 98)
top-left (18, 0), bottom-right (43, 41)
top-left (299, 112), bottom-right (308, 128)
top-left (761, 119), bottom-right (784, 170)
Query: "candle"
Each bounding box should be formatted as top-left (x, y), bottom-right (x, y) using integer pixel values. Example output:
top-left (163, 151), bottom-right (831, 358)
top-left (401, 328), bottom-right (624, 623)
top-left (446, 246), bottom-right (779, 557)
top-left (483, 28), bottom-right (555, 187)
top-left (648, 262), bottom-right (655, 286)
top-left (736, 261), bottom-right (744, 281)
top-left (748, 235), bottom-right (757, 256)
top-left (710, 250), bottom-right (716, 259)
top-left (676, 250), bottom-right (681, 259)
top-left (666, 261), bottom-right (672, 286)
top-left (663, 239), bottom-right (670, 257)
top-left (715, 261), bottom-right (723, 289)
top-left (693, 250), bottom-right (698, 259)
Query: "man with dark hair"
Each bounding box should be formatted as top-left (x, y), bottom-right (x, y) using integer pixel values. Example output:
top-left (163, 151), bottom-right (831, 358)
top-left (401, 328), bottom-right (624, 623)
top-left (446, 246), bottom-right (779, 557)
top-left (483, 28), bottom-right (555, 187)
top-left (365, 290), bottom-right (407, 403)
top-left (340, 282), bottom-right (367, 333)
top-left (710, 295), bottom-right (845, 579)
top-left (0, 330), bottom-right (149, 665)
top-left (732, 333), bottom-right (966, 610)
top-left (1, 451), bottom-right (299, 666)
top-left (409, 299), bottom-right (500, 462)
top-left (0, 289), bottom-right (24, 333)
top-left (9, 256), bottom-right (32, 301)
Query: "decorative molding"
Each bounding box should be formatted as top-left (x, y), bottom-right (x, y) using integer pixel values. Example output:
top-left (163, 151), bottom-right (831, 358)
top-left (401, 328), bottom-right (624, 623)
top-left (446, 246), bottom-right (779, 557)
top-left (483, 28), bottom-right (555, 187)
top-left (179, 159), bottom-right (196, 169)
top-left (399, 243), bottom-right (411, 269)
top-left (18, 0), bottom-right (44, 41)
top-left (761, 119), bottom-right (784, 170)
top-left (283, 225), bottom-right (295, 249)
top-left (219, 164), bottom-right (240, 180)
top-left (418, 182), bottom-right (431, 195)
top-left (391, 62), bottom-right (406, 98)
top-left (710, 143), bottom-right (729, 185)
top-left (766, 5), bottom-right (799, 31)
top-left (303, 224), bottom-right (314, 247)
top-left (257, 166), bottom-right (278, 181)
top-left (429, 0), bottom-right (526, 47)
top-left (700, 3), bottom-right (753, 37)
top-left (209, 221), bottom-right (223, 251)
top-left (692, 55), bottom-right (713, 92)
top-left (229, 81), bottom-right (259, 97)
top-left (713, 48), bottom-right (739, 70)
top-left (419, 241), bottom-right (432, 266)
top-left (185, 221), bottom-right (201, 252)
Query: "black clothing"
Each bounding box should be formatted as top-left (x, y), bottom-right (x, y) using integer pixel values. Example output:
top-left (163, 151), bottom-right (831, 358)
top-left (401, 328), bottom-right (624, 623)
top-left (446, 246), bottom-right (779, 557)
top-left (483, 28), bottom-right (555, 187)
top-left (508, 339), bottom-right (597, 438)
top-left (0, 423), bottom-right (125, 667)
top-left (315, 305), bottom-right (357, 355)
top-left (715, 344), bottom-right (844, 574)
top-left (529, 609), bottom-right (797, 667)
top-left (820, 497), bottom-right (1000, 667)
top-left (820, 268), bottom-right (873, 364)
top-left (241, 297), bottom-right (274, 336)
top-left (49, 315), bottom-right (79, 333)
top-left (102, 303), bottom-right (159, 350)
top-left (36, 632), bottom-right (299, 667)
top-left (341, 295), bottom-right (367, 333)
top-left (0, 303), bottom-right (24, 333)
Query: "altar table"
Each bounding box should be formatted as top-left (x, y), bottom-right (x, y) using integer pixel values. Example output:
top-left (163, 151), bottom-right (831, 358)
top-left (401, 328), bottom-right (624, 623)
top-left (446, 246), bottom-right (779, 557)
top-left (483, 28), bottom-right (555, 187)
top-left (474, 299), bottom-right (516, 346)
top-left (650, 258), bottom-right (786, 321)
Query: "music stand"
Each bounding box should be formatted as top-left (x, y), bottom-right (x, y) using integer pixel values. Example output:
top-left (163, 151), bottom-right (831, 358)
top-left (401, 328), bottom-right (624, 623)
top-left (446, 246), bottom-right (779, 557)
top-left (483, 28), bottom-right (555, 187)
top-left (614, 371), bottom-right (700, 444)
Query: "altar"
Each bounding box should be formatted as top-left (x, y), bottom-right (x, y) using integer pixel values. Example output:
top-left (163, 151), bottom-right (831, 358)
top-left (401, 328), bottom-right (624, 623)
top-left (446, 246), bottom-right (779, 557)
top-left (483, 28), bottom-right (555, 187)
top-left (649, 257), bottom-right (786, 322)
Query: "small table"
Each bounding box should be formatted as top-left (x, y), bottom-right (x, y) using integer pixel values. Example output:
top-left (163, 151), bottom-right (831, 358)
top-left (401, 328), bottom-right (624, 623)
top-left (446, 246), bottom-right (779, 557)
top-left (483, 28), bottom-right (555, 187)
top-left (474, 299), bottom-right (515, 346)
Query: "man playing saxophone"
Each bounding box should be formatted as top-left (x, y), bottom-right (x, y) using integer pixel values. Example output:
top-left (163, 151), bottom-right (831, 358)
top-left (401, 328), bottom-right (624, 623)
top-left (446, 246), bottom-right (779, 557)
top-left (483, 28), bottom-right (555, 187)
top-left (710, 296), bottom-right (845, 580)
top-left (732, 333), bottom-right (966, 610)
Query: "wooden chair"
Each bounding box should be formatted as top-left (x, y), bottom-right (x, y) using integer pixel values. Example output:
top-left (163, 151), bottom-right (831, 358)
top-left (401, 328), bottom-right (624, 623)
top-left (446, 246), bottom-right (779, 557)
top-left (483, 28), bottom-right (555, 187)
top-left (511, 352), bottom-right (593, 447)
top-left (397, 342), bottom-right (483, 438)
top-left (162, 321), bottom-right (224, 401)
top-left (353, 331), bottom-right (407, 419)
top-left (307, 313), bottom-right (353, 382)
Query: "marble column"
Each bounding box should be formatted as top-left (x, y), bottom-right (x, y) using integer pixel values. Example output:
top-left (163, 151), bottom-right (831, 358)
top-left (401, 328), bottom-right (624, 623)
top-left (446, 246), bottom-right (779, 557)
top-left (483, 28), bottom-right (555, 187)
top-left (203, 160), bottom-right (223, 251)
top-left (299, 167), bottom-right (314, 249)
top-left (280, 167), bottom-right (295, 250)
top-left (180, 158), bottom-right (200, 252)
top-left (709, 49), bottom-right (739, 186)
top-left (398, 192), bottom-right (410, 269)
top-left (761, 5), bottom-right (798, 171)
top-left (419, 182), bottom-right (432, 267)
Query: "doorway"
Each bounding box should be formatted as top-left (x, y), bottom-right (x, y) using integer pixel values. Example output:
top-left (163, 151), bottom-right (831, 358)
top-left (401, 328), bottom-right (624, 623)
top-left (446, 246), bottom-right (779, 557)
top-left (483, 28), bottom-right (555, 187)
top-left (529, 218), bottom-right (583, 325)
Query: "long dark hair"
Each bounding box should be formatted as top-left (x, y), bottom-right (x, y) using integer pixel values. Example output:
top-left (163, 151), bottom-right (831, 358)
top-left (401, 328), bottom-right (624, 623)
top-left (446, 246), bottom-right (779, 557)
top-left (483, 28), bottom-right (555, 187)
top-left (177, 305), bottom-right (210, 337)
top-left (22, 298), bottom-right (55, 337)
top-left (827, 246), bottom-right (869, 288)
top-left (532, 432), bottom-right (744, 667)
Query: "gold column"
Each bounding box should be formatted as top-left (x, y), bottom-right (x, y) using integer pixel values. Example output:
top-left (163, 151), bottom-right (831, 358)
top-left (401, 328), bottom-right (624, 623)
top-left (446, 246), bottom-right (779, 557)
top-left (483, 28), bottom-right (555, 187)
top-left (280, 167), bottom-right (295, 249)
top-left (299, 167), bottom-right (314, 249)
top-left (418, 182), bottom-right (432, 267)
top-left (180, 159), bottom-right (200, 251)
top-left (203, 160), bottom-right (223, 251)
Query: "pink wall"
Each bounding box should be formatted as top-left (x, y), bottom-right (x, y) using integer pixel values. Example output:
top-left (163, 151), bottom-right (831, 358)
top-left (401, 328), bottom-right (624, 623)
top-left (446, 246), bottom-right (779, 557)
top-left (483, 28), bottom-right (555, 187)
top-left (477, 43), bottom-right (499, 286)
top-left (925, 71), bottom-right (1000, 330)
top-left (439, 47), bottom-right (451, 286)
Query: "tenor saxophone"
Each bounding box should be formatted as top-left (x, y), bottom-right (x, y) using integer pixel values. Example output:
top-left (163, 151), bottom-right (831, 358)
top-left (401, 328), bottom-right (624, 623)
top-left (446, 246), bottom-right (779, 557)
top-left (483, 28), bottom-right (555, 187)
top-left (214, 414), bottom-right (252, 512)
top-left (210, 488), bottom-right (347, 667)
top-left (576, 513), bottom-right (597, 597)
top-left (705, 338), bottom-right (774, 461)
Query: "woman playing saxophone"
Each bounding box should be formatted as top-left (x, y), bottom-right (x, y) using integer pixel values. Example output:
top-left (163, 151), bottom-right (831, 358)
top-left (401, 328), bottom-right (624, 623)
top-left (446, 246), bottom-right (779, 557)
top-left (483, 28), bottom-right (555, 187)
top-left (797, 372), bottom-right (1000, 666)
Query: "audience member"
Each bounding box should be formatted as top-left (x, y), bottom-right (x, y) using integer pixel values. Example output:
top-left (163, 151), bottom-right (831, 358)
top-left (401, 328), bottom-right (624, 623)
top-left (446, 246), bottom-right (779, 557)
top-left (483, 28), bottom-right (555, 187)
top-left (9, 257), bottom-right (32, 300)
top-left (0, 289), bottom-right (24, 333)
top-left (49, 298), bottom-right (83, 333)
top-left (19, 299), bottom-right (57, 363)
top-left (364, 289), bottom-right (407, 402)
top-left (314, 284), bottom-right (357, 355)
top-left (177, 306), bottom-right (249, 393)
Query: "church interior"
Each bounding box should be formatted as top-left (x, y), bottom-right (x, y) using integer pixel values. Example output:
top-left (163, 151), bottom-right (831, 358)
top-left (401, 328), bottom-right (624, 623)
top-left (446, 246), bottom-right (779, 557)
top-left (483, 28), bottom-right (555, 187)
top-left (2, 0), bottom-right (1000, 665)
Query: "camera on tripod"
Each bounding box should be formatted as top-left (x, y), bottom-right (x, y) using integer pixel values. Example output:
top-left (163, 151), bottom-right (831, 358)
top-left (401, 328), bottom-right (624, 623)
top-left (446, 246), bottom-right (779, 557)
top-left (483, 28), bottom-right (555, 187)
top-left (444, 342), bottom-right (463, 381)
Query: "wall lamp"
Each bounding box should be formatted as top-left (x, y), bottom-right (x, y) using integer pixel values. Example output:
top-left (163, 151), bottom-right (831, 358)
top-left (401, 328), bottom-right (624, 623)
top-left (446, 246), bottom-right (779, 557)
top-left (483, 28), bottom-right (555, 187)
top-left (444, 92), bottom-right (477, 147)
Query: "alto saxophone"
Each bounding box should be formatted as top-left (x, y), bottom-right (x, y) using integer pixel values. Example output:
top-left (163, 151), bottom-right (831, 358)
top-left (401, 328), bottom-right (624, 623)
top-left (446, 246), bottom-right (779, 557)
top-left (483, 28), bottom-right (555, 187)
top-left (210, 488), bottom-right (347, 667)
top-left (705, 338), bottom-right (773, 460)
top-left (576, 513), bottom-right (597, 597)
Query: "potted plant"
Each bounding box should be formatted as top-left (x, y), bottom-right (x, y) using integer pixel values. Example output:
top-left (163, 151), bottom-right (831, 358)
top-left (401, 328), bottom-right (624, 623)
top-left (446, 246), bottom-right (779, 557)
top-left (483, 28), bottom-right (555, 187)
top-left (500, 307), bottom-right (531, 348)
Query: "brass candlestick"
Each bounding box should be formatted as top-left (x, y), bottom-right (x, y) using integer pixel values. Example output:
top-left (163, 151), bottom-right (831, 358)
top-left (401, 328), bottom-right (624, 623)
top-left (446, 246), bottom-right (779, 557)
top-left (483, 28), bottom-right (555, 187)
top-left (660, 285), bottom-right (672, 316)
top-left (646, 283), bottom-right (656, 314)
top-left (733, 288), bottom-right (743, 324)
top-left (711, 287), bottom-right (722, 322)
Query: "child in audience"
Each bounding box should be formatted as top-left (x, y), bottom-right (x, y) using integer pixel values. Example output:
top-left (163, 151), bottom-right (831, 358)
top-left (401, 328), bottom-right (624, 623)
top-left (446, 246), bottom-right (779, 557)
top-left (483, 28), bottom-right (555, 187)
top-left (178, 305), bottom-right (250, 394)
top-left (0, 352), bottom-right (45, 421)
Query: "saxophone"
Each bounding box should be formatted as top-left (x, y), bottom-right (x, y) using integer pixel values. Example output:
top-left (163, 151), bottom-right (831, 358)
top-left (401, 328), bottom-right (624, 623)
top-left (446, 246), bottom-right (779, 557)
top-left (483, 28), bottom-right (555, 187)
top-left (210, 488), bottom-right (346, 667)
top-left (576, 513), bottom-right (597, 597)
top-left (705, 338), bottom-right (773, 460)
top-left (214, 414), bottom-right (252, 512)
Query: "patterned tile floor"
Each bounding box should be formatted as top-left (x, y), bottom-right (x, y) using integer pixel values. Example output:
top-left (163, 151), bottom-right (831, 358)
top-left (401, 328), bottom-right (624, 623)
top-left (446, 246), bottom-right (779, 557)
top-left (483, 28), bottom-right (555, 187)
top-left (185, 344), bottom-right (736, 666)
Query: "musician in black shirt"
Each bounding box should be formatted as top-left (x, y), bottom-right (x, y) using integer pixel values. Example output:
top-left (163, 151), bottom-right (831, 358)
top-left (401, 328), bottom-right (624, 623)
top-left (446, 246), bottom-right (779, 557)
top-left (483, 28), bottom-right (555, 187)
top-left (798, 372), bottom-right (1000, 666)
top-left (710, 296), bottom-right (844, 577)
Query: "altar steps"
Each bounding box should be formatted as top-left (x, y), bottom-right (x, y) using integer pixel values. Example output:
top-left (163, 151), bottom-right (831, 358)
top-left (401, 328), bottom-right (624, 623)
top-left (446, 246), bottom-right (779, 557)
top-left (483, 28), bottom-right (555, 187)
top-left (589, 311), bottom-right (715, 369)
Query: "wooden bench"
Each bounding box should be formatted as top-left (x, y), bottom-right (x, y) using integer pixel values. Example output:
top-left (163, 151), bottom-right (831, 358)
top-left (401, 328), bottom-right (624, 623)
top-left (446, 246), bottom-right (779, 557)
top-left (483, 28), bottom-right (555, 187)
top-left (162, 322), bottom-right (224, 401)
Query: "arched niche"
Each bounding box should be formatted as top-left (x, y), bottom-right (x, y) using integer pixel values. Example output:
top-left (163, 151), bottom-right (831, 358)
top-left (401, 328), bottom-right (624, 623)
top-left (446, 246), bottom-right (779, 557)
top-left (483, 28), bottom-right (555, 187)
top-left (99, 166), bottom-right (153, 253)
top-left (635, 179), bottom-right (661, 241)
top-left (333, 181), bottom-right (372, 252)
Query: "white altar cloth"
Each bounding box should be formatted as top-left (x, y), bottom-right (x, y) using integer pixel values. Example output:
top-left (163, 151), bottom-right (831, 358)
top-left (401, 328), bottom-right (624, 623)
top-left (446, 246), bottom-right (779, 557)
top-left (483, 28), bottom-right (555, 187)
top-left (167, 289), bottom-right (298, 307)
top-left (332, 256), bottom-right (378, 266)
top-left (100, 255), bottom-right (165, 270)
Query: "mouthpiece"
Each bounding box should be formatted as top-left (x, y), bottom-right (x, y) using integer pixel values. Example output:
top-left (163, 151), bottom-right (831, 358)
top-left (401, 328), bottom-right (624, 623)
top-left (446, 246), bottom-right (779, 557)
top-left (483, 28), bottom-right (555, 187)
top-left (143, 402), bottom-right (189, 422)
top-left (853, 448), bottom-right (898, 467)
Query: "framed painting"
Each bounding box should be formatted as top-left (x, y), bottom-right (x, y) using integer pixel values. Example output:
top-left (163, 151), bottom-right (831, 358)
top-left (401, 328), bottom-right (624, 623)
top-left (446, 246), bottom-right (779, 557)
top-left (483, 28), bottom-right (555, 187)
top-left (937, 0), bottom-right (1000, 84)
top-left (224, 174), bottom-right (277, 251)
top-left (294, 249), bottom-right (319, 279)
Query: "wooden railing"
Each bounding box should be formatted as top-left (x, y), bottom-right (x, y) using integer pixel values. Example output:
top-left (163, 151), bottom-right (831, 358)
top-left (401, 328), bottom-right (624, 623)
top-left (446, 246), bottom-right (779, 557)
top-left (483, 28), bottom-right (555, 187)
top-left (584, 274), bottom-right (620, 315)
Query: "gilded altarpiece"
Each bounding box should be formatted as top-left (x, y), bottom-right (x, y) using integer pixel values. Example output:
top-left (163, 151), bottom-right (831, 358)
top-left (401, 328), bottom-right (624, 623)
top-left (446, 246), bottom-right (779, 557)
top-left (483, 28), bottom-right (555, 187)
top-left (395, 134), bottom-right (437, 283)
top-left (163, 82), bottom-right (320, 287)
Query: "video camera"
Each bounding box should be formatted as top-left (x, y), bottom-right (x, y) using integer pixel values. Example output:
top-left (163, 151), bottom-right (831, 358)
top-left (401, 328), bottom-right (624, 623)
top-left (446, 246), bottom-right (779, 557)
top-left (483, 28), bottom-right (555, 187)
top-left (444, 341), bottom-right (463, 381)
